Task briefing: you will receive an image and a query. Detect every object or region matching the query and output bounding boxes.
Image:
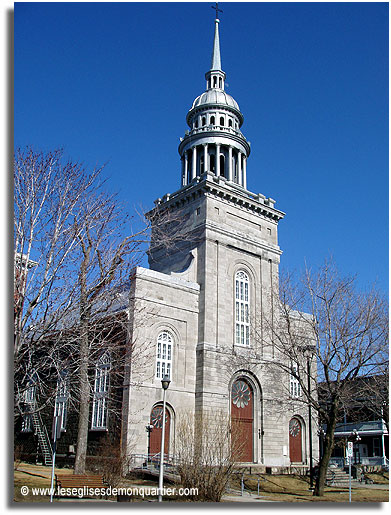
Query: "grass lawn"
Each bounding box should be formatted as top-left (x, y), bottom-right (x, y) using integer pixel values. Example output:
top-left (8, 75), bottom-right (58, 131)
top-left (234, 473), bottom-right (389, 503)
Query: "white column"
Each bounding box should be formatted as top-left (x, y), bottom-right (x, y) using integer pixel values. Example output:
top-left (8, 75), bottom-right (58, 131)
top-left (238, 151), bottom-right (242, 185)
top-left (203, 144), bottom-right (208, 173)
top-left (216, 144), bottom-right (220, 176)
top-left (181, 157), bottom-right (185, 186)
top-left (191, 146), bottom-right (197, 180)
top-left (243, 156), bottom-right (247, 189)
top-left (228, 146), bottom-right (233, 181)
top-left (184, 152), bottom-right (188, 185)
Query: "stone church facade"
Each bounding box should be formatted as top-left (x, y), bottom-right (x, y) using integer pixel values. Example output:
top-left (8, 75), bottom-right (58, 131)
top-left (121, 16), bottom-right (319, 470)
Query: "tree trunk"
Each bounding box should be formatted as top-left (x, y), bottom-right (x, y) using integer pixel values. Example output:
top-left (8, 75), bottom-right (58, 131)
top-left (74, 316), bottom-right (90, 474)
top-left (314, 405), bottom-right (338, 496)
top-left (74, 257), bottom-right (91, 476)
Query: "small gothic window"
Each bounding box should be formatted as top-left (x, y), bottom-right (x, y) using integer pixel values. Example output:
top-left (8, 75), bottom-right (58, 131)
top-left (220, 117), bottom-right (224, 126)
top-left (91, 353), bottom-right (110, 430)
top-left (156, 331), bottom-right (173, 380)
top-left (235, 271), bottom-right (250, 346)
top-left (228, 119), bottom-right (233, 127)
top-left (210, 116), bottom-right (215, 125)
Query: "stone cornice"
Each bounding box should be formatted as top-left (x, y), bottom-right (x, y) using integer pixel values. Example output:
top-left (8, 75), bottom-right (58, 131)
top-left (203, 224), bottom-right (283, 257)
top-left (147, 173), bottom-right (285, 223)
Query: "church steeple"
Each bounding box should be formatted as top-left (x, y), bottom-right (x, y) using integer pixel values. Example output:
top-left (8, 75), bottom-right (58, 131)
top-left (205, 17), bottom-right (226, 91)
top-left (211, 17), bottom-right (222, 70)
top-left (178, 9), bottom-right (251, 189)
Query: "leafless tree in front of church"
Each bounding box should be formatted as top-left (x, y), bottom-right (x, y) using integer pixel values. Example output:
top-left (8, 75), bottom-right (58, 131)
top-left (14, 147), bottom-right (184, 473)
top-left (258, 259), bottom-right (388, 496)
top-left (175, 409), bottom-right (245, 501)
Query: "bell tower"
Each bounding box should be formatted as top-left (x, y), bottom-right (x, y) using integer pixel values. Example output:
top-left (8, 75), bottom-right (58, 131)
top-left (148, 13), bottom-right (284, 279)
top-left (178, 13), bottom-right (250, 188)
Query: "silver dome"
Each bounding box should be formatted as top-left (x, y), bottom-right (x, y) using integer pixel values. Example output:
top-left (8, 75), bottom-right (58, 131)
top-left (191, 89), bottom-right (240, 111)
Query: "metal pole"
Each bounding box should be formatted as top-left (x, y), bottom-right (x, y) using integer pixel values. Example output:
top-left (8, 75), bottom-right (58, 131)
top-left (158, 388), bottom-right (167, 502)
top-left (50, 414), bottom-right (59, 503)
top-left (349, 456), bottom-right (352, 503)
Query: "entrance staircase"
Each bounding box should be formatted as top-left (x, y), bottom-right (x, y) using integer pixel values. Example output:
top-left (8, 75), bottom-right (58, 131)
top-left (326, 466), bottom-right (357, 487)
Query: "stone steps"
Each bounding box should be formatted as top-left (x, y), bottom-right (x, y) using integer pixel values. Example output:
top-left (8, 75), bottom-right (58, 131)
top-left (326, 467), bottom-right (357, 487)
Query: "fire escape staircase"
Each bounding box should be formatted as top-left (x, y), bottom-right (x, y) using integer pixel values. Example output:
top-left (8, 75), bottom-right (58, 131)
top-left (29, 404), bottom-right (53, 466)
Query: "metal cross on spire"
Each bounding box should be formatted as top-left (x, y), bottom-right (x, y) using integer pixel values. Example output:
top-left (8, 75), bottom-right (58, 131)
top-left (211, 2), bottom-right (223, 20)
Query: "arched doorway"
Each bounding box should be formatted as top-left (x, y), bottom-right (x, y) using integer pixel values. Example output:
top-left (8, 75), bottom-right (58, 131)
top-left (231, 379), bottom-right (253, 462)
top-left (289, 417), bottom-right (303, 463)
top-left (149, 405), bottom-right (170, 458)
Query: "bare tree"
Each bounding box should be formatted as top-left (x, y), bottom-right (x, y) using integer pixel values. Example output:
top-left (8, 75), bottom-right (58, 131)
top-left (175, 409), bottom-right (245, 502)
top-left (14, 147), bottom-right (101, 416)
top-left (259, 260), bottom-right (388, 496)
top-left (70, 186), bottom-right (149, 473)
top-left (14, 147), bottom-right (187, 471)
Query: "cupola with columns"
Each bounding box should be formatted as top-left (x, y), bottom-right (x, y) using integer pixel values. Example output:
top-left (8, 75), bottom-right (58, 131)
top-left (178, 15), bottom-right (251, 189)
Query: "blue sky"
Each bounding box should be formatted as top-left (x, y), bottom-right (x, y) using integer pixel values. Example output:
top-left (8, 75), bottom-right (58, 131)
top-left (14, 1), bottom-right (389, 294)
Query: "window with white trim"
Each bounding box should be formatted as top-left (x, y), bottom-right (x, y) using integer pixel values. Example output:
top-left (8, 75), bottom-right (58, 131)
top-left (290, 363), bottom-right (302, 398)
top-left (91, 353), bottom-right (110, 430)
top-left (21, 372), bottom-right (38, 433)
top-left (156, 331), bottom-right (172, 379)
top-left (54, 370), bottom-right (69, 432)
top-left (235, 270), bottom-right (250, 346)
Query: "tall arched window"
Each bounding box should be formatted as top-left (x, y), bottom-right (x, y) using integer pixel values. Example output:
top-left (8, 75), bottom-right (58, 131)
top-left (210, 116), bottom-right (215, 125)
top-left (235, 271), bottom-right (250, 346)
top-left (54, 369), bottom-right (69, 432)
top-left (220, 116), bottom-right (225, 126)
top-left (156, 331), bottom-right (173, 379)
top-left (290, 363), bottom-right (302, 398)
top-left (91, 353), bottom-right (110, 430)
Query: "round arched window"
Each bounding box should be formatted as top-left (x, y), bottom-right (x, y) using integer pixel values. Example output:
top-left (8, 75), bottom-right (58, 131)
top-left (235, 271), bottom-right (250, 346)
top-left (156, 331), bottom-right (173, 379)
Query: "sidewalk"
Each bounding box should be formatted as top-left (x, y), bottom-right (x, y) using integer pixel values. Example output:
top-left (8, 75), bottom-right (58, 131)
top-left (222, 489), bottom-right (275, 503)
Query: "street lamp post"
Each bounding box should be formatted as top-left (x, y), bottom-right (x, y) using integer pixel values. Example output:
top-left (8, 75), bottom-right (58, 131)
top-left (158, 375), bottom-right (170, 502)
top-left (347, 429), bottom-right (361, 503)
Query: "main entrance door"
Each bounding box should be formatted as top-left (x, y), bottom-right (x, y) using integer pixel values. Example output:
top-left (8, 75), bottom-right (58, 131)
top-left (289, 417), bottom-right (302, 463)
top-left (231, 379), bottom-right (253, 462)
top-left (149, 405), bottom-right (170, 458)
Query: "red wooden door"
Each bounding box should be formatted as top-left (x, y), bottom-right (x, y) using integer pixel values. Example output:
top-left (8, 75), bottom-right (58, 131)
top-left (289, 417), bottom-right (302, 463)
top-left (231, 379), bottom-right (253, 462)
top-left (149, 406), bottom-right (170, 458)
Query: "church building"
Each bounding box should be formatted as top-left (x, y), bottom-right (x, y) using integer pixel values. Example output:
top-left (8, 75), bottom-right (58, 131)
top-left (121, 14), bottom-right (319, 470)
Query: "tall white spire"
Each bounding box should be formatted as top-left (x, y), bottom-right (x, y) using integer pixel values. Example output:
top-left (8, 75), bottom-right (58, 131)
top-left (210, 18), bottom-right (222, 71)
top-left (178, 5), bottom-right (250, 189)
